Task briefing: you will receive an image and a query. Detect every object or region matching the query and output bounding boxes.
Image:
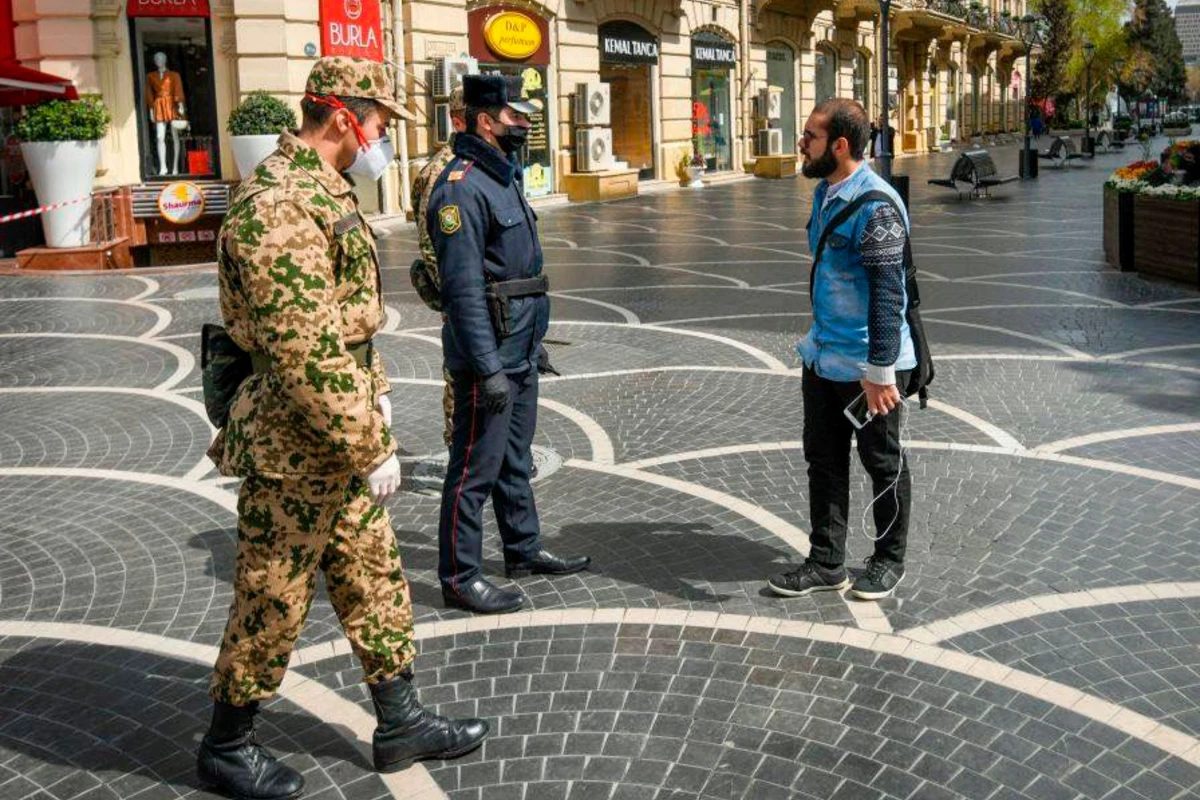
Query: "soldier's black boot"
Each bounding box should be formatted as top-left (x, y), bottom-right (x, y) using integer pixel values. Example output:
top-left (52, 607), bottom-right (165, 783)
top-left (196, 701), bottom-right (305, 800)
top-left (370, 673), bottom-right (489, 772)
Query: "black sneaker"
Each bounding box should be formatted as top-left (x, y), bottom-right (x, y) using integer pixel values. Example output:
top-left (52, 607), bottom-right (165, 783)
top-left (850, 556), bottom-right (904, 600)
top-left (766, 561), bottom-right (849, 597)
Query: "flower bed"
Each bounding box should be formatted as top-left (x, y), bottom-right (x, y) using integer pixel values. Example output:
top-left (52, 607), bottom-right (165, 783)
top-left (1104, 143), bottom-right (1200, 287)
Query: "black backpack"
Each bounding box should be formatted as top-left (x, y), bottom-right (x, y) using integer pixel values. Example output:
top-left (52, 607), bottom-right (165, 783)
top-left (810, 190), bottom-right (935, 407)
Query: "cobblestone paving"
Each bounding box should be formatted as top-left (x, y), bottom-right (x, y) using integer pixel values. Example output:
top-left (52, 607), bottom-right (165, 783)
top-left (1, 140), bottom-right (1198, 799)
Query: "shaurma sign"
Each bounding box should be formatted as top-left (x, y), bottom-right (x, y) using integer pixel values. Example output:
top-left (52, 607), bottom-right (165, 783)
top-left (320, 0), bottom-right (383, 62)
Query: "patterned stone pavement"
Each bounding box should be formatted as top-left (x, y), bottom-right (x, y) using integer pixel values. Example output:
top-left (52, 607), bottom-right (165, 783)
top-left (1, 139), bottom-right (1199, 800)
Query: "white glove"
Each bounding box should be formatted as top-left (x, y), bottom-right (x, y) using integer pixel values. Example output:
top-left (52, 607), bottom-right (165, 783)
top-left (377, 393), bottom-right (392, 427)
top-left (367, 454), bottom-right (401, 505)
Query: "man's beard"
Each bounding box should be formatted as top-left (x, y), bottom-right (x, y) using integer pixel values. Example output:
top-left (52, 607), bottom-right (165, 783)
top-left (801, 148), bottom-right (838, 179)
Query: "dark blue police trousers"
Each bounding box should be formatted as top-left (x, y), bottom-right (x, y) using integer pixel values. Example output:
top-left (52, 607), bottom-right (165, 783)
top-left (438, 367), bottom-right (541, 592)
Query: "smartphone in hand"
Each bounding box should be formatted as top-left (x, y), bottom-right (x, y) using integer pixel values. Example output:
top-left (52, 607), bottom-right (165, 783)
top-left (844, 392), bottom-right (875, 430)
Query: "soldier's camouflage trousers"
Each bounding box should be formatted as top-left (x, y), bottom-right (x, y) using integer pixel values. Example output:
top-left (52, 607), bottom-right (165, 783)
top-left (210, 474), bottom-right (416, 706)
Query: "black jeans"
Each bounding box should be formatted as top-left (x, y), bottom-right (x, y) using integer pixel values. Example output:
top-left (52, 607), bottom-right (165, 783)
top-left (803, 365), bottom-right (911, 567)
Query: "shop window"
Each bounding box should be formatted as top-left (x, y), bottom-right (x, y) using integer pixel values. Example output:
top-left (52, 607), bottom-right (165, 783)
top-left (599, 20), bottom-right (658, 180)
top-left (766, 44), bottom-right (796, 154)
top-left (853, 52), bottom-right (870, 111)
top-left (691, 32), bottom-right (736, 173)
top-left (130, 15), bottom-right (220, 181)
top-left (479, 64), bottom-right (553, 197)
top-left (815, 47), bottom-right (837, 106)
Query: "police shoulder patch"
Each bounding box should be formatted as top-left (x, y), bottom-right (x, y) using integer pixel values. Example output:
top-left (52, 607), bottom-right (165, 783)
top-left (447, 170), bottom-right (465, 182)
top-left (438, 205), bottom-right (462, 235)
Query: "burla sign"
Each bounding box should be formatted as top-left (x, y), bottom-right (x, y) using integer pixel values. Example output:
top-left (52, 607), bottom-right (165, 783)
top-left (320, 0), bottom-right (383, 61)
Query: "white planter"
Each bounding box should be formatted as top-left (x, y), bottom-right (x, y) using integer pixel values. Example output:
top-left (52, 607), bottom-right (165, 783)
top-left (686, 165), bottom-right (705, 188)
top-left (230, 134), bottom-right (280, 177)
top-left (19, 140), bottom-right (100, 249)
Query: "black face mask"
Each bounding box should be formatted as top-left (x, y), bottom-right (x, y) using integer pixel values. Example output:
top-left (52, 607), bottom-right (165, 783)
top-left (490, 116), bottom-right (530, 156)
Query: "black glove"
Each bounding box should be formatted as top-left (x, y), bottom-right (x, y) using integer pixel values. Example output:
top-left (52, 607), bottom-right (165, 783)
top-left (481, 371), bottom-right (511, 414)
top-left (536, 344), bottom-right (560, 376)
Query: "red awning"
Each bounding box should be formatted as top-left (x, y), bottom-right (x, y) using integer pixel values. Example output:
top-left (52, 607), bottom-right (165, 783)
top-left (127, 0), bottom-right (211, 17)
top-left (0, 61), bottom-right (79, 108)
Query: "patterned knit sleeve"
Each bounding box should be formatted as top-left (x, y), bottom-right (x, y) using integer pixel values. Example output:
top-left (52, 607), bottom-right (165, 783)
top-left (859, 203), bottom-right (908, 370)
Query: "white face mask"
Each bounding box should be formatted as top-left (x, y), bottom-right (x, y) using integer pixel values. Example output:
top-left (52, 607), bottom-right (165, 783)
top-left (347, 136), bottom-right (393, 181)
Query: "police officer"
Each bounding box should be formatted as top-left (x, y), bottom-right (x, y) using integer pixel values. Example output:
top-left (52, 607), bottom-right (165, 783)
top-left (428, 74), bottom-right (589, 614)
top-left (198, 57), bottom-right (487, 798)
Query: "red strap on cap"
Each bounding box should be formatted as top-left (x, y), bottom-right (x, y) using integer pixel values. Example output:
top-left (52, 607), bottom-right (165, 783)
top-left (305, 93), bottom-right (368, 148)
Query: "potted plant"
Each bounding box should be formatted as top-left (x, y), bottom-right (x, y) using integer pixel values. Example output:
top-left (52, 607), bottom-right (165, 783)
top-left (227, 90), bottom-right (296, 177)
top-left (15, 96), bottom-right (110, 248)
top-left (1103, 159), bottom-right (1156, 272)
top-left (938, 122), bottom-right (953, 151)
top-left (677, 150), bottom-right (705, 188)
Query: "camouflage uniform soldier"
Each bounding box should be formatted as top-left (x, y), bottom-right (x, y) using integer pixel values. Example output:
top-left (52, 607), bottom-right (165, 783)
top-left (197, 57), bottom-right (487, 800)
top-left (410, 87), bottom-right (466, 449)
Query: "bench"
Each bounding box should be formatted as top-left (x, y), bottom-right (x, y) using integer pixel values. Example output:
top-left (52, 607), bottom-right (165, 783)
top-left (1038, 136), bottom-right (1086, 168)
top-left (1093, 130), bottom-right (1126, 154)
top-left (927, 150), bottom-right (1019, 199)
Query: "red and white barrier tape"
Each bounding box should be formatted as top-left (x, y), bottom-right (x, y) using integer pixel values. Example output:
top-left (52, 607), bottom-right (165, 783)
top-left (0, 194), bottom-right (92, 225)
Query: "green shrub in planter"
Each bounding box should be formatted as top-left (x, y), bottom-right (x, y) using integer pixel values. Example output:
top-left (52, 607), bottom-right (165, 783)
top-left (15, 95), bottom-right (111, 142)
top-left (227, 91), bottom-right (297, 136)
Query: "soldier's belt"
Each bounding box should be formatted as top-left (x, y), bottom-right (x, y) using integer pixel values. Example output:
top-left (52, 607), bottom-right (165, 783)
top-left (484, 275), bottom-right (548, 339)
top-left (250, 340), bottom-right (375, 374)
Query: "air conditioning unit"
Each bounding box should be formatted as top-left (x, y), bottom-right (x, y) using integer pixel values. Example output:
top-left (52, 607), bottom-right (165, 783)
top-left (576, 127), bottom-right (613, 172)
top-left (758, 87), bottom-right (783, 122)
top-left (574, 82), bottom-right (611, 126)
top-left (432, 56), bottom-right (478, 97)
top-left (434, 103), bottom-right (451, 144)
top-left (758, 128), bottom-right (783, 156)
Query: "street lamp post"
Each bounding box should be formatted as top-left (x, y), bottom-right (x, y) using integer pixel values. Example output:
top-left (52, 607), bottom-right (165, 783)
top-left (877, 0), bottom-right (893, 180)
top-left (1082, 39), bottom-right (1095, 156)
top-left (1018, 14), bottom-right (1042, 179)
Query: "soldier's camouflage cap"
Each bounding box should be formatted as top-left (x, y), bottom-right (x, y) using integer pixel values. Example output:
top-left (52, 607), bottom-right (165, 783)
top-left (448, 87), bottom-right (466, 115)
top-left (305, 56), bottom-right (414, 121)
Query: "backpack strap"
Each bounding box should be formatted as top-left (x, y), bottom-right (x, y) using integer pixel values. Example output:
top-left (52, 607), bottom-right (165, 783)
top-left (809, 189), bottom-right (903, 300)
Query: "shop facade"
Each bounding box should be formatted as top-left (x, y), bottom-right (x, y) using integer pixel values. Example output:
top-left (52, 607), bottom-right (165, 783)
top-left (599, 20), bottom-right (658, 180)
top-left (3, 0), bottom-right (1035, 263)
top-left (8, 0), bottom-right (413, 264)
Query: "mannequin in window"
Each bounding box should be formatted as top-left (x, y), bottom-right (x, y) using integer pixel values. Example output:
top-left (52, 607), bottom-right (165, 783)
top-left (146, 51), bottom-right (186, 176)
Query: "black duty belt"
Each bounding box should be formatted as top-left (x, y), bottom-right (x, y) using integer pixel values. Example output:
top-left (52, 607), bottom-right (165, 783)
top-left (251, 339), bottom-right (374, 374)
top-left (488, 275), bottom-right (549, 298)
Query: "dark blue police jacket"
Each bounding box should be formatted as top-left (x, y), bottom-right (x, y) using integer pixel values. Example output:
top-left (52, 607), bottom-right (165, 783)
top-left (427, 134), bottom-right (549, 376)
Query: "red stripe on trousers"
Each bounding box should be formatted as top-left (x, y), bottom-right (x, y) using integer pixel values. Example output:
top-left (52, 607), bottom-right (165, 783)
top-left (448, 379), bottom-right (480, 594)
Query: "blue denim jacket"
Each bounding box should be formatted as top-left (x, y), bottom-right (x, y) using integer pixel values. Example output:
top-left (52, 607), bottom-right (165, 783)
top-left (798, 163), bottom-right (917, 383)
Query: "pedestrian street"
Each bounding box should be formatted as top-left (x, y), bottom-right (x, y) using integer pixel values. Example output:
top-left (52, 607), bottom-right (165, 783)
top-left (1, 141), bottom-right (1198, 800)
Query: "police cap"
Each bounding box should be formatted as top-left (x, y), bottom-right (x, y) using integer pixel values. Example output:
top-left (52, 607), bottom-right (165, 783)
top-left (463, 74), bottom-right (539, 116)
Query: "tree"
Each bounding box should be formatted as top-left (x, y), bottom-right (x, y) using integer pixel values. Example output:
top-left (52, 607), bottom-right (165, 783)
top-left (1124, 0), bottom-right (1186, 101)
top-left (1030, 0), bottom-right (1075, 119)
top-left (1063, 0), bottom-right (1130, 118)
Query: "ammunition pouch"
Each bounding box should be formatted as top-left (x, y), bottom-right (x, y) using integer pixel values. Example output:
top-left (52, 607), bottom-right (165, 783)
top-left (200, 322), bottom-right (375, 429)
top-left (410, 258), bottom-right (442, 312)
top-left (201, 323), bottom-right (252, 429)
top-left (484, 275), bottom-right (548, 339)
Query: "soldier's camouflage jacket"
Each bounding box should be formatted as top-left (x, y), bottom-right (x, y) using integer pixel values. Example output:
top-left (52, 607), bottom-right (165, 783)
top-left (413, 140), bottom-right (456, 270)
top-left (208, 131), bottom-right (396, 480)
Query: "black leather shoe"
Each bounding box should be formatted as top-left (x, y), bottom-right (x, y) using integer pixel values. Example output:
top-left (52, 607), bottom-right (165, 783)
top-left (370, 673), bottom-right (489, 772)
top-left (505, 548), bottom-right (591, 579)
top-left (441, 576), bottom-right (525, 614)
top-left (196, 701), bottom-right (304, 800)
